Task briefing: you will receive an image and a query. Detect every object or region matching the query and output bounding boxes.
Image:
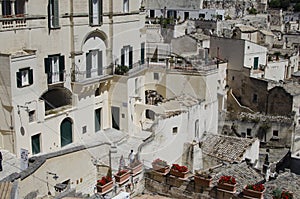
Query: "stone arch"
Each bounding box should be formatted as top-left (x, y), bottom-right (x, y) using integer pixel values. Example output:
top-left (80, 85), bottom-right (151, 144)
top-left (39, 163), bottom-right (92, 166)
top-left (81, 29), bottom-right (108, 50)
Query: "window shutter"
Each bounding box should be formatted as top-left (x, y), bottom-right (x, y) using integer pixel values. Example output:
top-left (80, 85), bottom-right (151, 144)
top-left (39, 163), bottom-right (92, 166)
top-left (44, 57), bottom-right (52, 84)
top-left (121, 48), bottom-right (125, 66)
top-left (89, 0), bottom-right (93, 25)
top-left (86, 52), bottom-right (92, 78)
top-left (141, 43), bottom-right (145, 64)
top-left (53, 0), bottom-right (59, 27)
top-left (98, 51), bottom-right (103, 75)
top-left (29, 69), bottom-right (33, 85)
top-left (59, 55), bottom-right (65, 81)
top-left (47, 1), bottom-right (51, 28)
top-left (99, 0), bottom-right (103, 24)
top-left (129, 46), bottom-right (133, 69)
top-left (16, 71), bottom-right (22, 88)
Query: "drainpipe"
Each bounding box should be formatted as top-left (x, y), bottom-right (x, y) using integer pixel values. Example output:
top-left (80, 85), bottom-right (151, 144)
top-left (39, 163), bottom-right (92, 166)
top-left (70, 0), bottom-right (75, 82)
top-left (108, 0), bottom-right (114, 74)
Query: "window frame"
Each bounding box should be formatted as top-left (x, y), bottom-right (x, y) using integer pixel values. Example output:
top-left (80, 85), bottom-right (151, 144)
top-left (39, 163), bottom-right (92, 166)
top-left (44, 54), bottom-right (65, 84)
top-left (31, 133), bottom-right (41, 155)
top-left (89, 0), bottom-right (103, 26)
top-left (16, 67), bottom-right (33, 88)
top-left (2, 0), bottom-right (12, 17)
top-left (123, 0), bottom-right (129, 13)
top-left (48, 0), bottom-right (60, 29)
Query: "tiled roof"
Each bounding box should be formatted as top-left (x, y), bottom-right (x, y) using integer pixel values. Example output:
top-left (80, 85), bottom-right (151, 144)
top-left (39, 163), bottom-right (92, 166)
top-left (201, 134), bottom-right (257, 163)
top-left (0, 182), bottom-right (12, 199)
top-left (264, 171), bottom-right (300, 198)
top-left (211, 162), bottom-right (264, 193)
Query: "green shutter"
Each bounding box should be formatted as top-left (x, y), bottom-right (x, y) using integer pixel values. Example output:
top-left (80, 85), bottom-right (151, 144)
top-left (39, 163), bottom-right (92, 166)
top-left (129, 46), bottom-right (133, 69)
top-left (16, 71), bottom-right (22, 88)
top-left (59, 55), bottom-right (65, 81)
top-left (53, 0), bottom-right (59, 28)
top-left (47, 1), bottom-right (51, 28)
top-left (141, 43), bottom-right (145, 64)
top-left (89, 0), bottom-right (93, 25)
top-left (31, 134), bottom-right (40, 154)
top-left (44, 57), bottom-right (52, 84)
top-left (98, 51), bottom-right (103, 75)
top-left (99, 0), bottom-right (103, 24)
top-left (111, 106), bottom-right (120, 130)
top-left (86, 52), bottom-right (92, 78)
top-left (29, 69), bottom-right (33, 85)
top-left (95, 108), bottom-right (101, 132)
top-left (253, 57), bottom-right (259, 70)
top-left (60, 118), bottom-right (73, 147)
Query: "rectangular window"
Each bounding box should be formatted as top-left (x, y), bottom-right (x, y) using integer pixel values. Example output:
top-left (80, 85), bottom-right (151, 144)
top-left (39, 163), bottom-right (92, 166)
top-left (15, 0), bottom-right (25, 16)
top-left (135, 78), bottom-right (138, 95)
top-left (273, 130), bottom-right (278, 136)
top-left (247, 128), bottom-right (251, 136)
top-left (141, 43), bottom-right (145, 65)
top-left (48, 0), bottom-right (59, 28)
top-left (253, 94), bottom-right (258, 103)
top-left (44, 55), bottom-right (65, 84)
top-left (89, 0), bottom-right (103, 25)
top-left (95, 108), bottom-right (101, 132)
top-left (16, 68), bottom-right (33, 88)
top-left (111, 106), bottom-right (120, 130)
top-left (86, 50), bottom-right (103, 78)
top-left (123, 0), bottom-right (129, 13)
top-left (2, 0), bottom-right (11, 16)
top-left (172, 127), bottom-right (178, 134)
top-left (121, 46), bottom-right (133, 69)
top-left (253, 57), bottom-right (259, 70)
top-left (29, 110), bottom-right (35, 123)
top-left (82, 126), bottom-right (87, 134)
top-left (31, 133), bottom-right (41, 155)
top-left (154, 72), bottom-right (159, 80)
top-left (150, 10), bottom-right (155, 18)
top-left (184, 12), bottom-right (189, 20)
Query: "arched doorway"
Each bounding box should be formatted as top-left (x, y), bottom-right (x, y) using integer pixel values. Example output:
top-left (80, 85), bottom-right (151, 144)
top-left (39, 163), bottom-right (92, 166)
top-left (60, 118), bottom-right (73, 147)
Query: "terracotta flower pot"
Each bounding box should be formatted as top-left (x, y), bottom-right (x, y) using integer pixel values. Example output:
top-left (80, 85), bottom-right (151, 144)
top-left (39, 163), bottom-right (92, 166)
top-left (152, 164), bottom-right (170, 173)
top-left (170, 169), bottom-right (189, 179)
top-left (217, 182), bottom-right (237, 192)
top-left (96, 180), bottom-right (113, 193)
top-left (194, 175), bottom-right (212, 187)
top-left (114, 170), bottom-right (131, 184)
top-left (243, 186), bottom-right (265, 199)
top-left (130, 163), bottom-right (143, 176)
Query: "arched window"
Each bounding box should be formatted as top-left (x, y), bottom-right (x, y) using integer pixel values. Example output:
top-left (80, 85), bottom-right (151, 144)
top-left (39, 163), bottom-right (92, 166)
top-left (195, 119), bottom-right (199, 139)
top-left (60, 118), bottom-right (73, 147)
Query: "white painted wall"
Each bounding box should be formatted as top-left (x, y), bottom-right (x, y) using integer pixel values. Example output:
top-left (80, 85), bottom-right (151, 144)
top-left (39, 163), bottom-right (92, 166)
top-left (265, 60), bottom-right (287, 81)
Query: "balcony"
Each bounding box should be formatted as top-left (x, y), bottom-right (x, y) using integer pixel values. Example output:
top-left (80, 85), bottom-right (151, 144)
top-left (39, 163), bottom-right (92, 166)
top-left (0, 17), bottom-right (26, 30)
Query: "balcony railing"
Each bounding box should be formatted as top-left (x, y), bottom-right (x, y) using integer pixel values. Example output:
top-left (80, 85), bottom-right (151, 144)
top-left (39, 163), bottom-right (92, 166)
top-left (1, 18), bottom-right (26, 29)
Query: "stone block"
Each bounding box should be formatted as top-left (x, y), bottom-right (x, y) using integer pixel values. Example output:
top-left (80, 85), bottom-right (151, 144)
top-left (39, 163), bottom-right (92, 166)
top-left (166, 175), bottom-right (185, 187)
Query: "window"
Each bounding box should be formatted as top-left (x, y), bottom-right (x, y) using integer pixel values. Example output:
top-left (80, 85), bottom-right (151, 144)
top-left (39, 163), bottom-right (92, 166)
top-left (86, 50), bottom-right (103, 78)
top-left (60, 118), bottom-right (73, 147)
top-left (141, 43), bottom-right (145, 65)
top-left (95, 108), bottom-right (101, 132)
top-left (111, 106), bottom-right (120, 130)
top-left (154, 72), bottom-right (159, 80)
top-left (184, 12), bottom-right (189, 20)
top-left (273, 130), bottom-right (278, 137)
top-left (15, 0), bottom-right (25, 16)
top-left (253, 57), bottom-right (259, 70)
top-left (82, 126), bottom-right (87, 134)
top-left (48, 0), bottom-right (59, 28)
top-left (31, 133), bottom-right (41, 155)
top-left (232, 76), bottom-right (234, 80)
top-left (123, 0), bottom-right (129, 13)
top-left (247, 128), bottom-right (251, 136)
top-left (16, 68), bottom-right (33, 88)
top-left (172, 127), bottom-right (178, 134)
top-left (44, 55), bottom-right (65, 84)
top-left (28, 110), bottom-right (35, 123)
top-left (252, 94), bottom-right (258, 103)
top-left (89, 0), bottom-right (103, 25)
top-left (241, 132), bottom-right (246, 137)
top-left (2, 0), bottom-right (11, 17)
top-left (121, 46), bottom-right (133, 69)
top-left (135, 78), bottom-right (138, 95)
top-left (150, 10), bottom-right (155, 18)
top-left (95, 88), bottom-right (100, 96)
top-left (145, 109), bottom-right (155, 120)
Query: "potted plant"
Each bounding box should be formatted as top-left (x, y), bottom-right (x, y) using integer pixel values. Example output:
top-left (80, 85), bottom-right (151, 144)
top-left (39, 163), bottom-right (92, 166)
top-left (194, 170), bottom-right (213, 187)
top-left (96, 175), bottom-right (113, 193)
top-left (217, 175), bottom-right (237, 192)
top-left (114, 169), bottom-right (130, 184)
top-left (127, 155), bottom-right (143, 176)
top-left (152, 158), bottom-right (169, 173)
top-left (170, 164), bottom-right (189, 178)
top-left (272, 188), bottom-right (293, 199)
top-left (243, 183), bottom-right (265, 198)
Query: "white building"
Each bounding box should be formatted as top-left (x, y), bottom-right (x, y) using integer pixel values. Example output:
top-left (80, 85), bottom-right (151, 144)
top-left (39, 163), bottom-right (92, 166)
top-left (0, 0), bottom-right (146, 157)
